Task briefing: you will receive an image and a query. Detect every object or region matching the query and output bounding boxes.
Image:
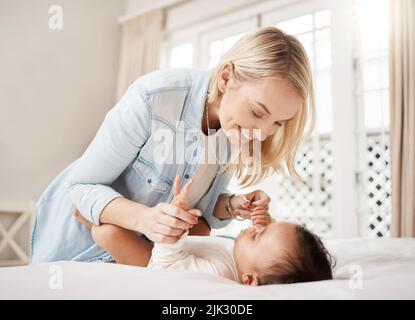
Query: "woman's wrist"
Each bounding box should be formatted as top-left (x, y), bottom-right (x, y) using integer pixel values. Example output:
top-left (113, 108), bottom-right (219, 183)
top-left (212, 193), bottom-right (233, 220)
top-left (212, 193), bottom-right (244, 221)
top-left (129, 204), bottom-right (150, 232)
top-left (100, 197), bottom-right (149, 232)
top-left (226, 194), bottom-right (247, 221)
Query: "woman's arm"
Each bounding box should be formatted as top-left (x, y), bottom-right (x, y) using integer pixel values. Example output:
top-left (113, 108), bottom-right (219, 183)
top-left (99, 197), bottom-right (149, 232)
top-left (99, 197), bottom-right (199, 243)
top-left (66, 83), bottom-right (151, 225)
top-left (80, 176), bottom-right (201, 266)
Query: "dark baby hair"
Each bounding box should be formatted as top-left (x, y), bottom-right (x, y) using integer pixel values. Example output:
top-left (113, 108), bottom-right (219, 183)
top-left (260, 225), bottom-right (336, 285)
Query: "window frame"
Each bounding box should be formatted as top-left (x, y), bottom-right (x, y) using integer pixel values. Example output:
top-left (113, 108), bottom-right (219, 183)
top-left (160, 34), bottom-right (198, 69)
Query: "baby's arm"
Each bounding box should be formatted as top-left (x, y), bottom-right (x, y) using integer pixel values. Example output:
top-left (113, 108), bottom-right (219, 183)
top-left (148, 229), bottom-right (225, 278)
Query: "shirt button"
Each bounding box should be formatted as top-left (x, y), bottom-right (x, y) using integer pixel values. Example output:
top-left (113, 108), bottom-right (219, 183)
top-left (147, 178), bottom-right (152, 183)
top-left (184, 174), bottom-right (189, 179)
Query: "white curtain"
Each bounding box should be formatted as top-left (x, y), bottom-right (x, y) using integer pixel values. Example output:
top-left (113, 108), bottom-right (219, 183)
top-left (390, 0), bottom-right (415, 237)
top-left (116, 9), bottom-right (165, 100)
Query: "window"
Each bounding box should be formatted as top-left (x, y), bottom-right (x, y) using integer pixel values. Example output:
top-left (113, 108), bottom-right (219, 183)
top-left (198, 18), bottom-right (257, 68)
top-left (207, 33), bottom-right (246, 68)
top-left (355, 0), bottom-right (391, 238)
top-left (167, 42), bottom-right (194, 68)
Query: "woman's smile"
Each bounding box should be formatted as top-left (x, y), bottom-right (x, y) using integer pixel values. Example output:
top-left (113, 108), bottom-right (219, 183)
top-left (224, 123), bottom-right (254, 145)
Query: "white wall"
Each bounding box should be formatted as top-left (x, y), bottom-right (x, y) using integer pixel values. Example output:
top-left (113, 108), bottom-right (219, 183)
top-left (0, 0), bottom-right (125, 205)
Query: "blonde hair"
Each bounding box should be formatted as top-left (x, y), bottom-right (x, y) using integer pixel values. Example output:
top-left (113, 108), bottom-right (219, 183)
top-left (208, 27), bottom-right (315, 187)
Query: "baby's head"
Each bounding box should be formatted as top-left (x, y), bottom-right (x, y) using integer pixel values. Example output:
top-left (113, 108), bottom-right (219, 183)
top-left (233, 221), bottom-right (335, 285)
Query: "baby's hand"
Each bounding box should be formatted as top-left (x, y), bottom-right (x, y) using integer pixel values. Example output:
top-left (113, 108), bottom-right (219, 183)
top-left (170, 175), bottom-right (201, 237)
top-left (171, 175), bottom-right (193, 211)
top-left (250, 206), bottom-right (272, 227)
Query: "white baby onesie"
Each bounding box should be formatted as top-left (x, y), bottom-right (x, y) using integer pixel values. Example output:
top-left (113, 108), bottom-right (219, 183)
top-left (147, 232), bottom-right (240, 282)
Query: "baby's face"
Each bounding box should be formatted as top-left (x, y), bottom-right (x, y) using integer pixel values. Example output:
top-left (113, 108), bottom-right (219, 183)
top-left (233, 221), bottom-right (298, 281)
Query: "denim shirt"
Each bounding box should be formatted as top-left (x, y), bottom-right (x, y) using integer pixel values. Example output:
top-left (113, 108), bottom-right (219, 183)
top-left (30, 68), bottom-right (234, 263)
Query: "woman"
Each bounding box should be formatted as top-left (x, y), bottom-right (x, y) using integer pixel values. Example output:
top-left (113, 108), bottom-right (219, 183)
top-left (30, 27), bottom-right (314, 266)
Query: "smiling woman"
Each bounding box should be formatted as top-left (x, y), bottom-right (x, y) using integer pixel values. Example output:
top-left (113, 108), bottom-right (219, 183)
top-left (205, 27), bottom-right (315, 187)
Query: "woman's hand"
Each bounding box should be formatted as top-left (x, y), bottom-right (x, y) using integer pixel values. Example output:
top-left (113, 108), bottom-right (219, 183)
top-left (142, 203), bottom-right (201, 244)
top-left (230, 189), bottom-right (271, 219)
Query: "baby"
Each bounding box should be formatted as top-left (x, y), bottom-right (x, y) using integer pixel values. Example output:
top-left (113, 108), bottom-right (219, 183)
top-left (147, 176), bottom-right (335, 285)
top-left (74, 176), bottom-right (335, 285)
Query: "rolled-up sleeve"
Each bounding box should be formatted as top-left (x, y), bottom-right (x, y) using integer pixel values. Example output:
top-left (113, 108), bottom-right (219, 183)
top-left (66, 84), bottom-right (150, 225)
top-left (195, 172), bottom-right (234, 229)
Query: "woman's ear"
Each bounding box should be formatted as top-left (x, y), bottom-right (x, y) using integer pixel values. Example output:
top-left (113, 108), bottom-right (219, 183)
top-left (219, 62), bottom-right (235, 93)
top-left (241, 272), bottom-right (260, 286)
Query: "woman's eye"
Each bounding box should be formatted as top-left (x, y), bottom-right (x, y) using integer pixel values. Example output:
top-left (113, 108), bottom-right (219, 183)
top-left (251, 109), bottom-right (262, 119)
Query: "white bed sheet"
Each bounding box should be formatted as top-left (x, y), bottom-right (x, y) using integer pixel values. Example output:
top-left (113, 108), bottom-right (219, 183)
top-left (1, 237), bottom-right (415, 299)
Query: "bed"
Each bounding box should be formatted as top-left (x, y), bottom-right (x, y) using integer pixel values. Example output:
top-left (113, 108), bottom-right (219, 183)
top-left (1, 237), bottom-right (414, 299)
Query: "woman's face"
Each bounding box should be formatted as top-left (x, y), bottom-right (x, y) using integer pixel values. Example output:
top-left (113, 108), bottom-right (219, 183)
top-left (216, 64), bottom-right (303, 144)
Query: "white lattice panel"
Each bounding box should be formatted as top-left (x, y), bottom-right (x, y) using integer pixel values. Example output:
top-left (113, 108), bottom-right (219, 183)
top-left (363, 132), bottom-right (391, 238)
top-left (274, 136), bottom-right (333, 238)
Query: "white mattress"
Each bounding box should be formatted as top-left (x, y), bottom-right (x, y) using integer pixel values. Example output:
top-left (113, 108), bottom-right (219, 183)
top-left (1, 237), bottom-right (415, 299)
